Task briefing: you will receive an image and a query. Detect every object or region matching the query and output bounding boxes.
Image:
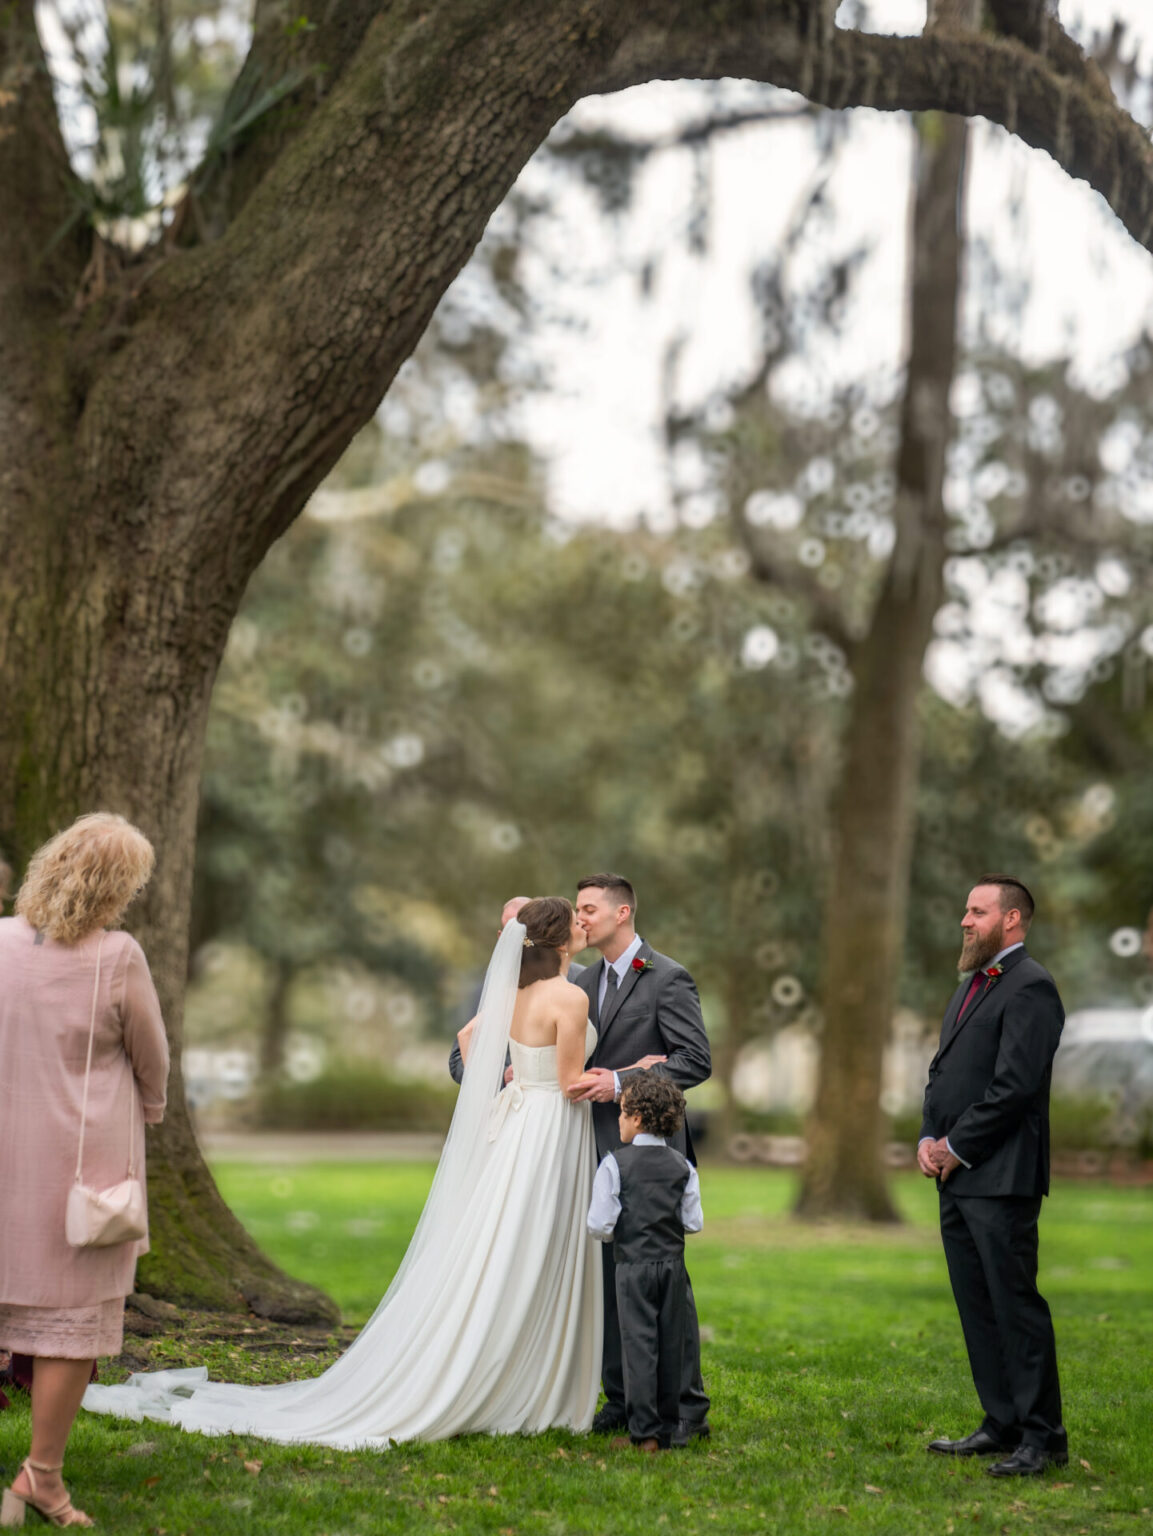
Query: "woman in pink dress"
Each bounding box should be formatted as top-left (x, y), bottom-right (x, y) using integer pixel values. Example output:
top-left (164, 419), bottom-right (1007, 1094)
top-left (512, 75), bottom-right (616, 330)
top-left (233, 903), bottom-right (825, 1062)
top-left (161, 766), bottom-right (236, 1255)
top-left (0, 814), bottom-right (168, 1528)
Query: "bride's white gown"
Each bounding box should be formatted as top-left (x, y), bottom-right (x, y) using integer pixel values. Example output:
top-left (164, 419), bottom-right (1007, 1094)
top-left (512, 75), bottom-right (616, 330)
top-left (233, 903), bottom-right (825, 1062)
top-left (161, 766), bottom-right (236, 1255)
top-left (83, 935), bottom-right (602, 1449)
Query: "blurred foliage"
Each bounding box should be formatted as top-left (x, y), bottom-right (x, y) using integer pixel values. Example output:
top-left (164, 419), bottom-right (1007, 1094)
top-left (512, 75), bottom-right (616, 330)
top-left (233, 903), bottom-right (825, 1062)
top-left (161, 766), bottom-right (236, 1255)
top-left (40, 0), bottom-right (246, 240)
top-left (258, 1067), bottom-right (458, 1133)
top-left (192, 428), bottom-right (1153, 1100)
top-left (193, 458), bottom-right (838, 1080)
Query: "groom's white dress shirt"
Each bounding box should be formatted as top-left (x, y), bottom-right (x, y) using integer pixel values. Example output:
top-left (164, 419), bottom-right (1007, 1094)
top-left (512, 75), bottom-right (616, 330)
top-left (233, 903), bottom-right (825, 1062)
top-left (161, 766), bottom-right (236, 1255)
top-left (597, 935), bottom-right (645, 1099)
top-left (598, 935), bottom-right (644, 1012)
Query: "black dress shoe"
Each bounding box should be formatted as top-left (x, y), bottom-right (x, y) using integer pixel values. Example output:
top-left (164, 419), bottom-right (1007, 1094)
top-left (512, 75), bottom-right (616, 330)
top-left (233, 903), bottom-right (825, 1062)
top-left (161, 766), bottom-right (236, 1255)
top-left (671, 1418), bottom-right (711, 1448)
top-left (987, 1444), bottom-right (1068, 1477)
top-left (591, 1404), bottom-right (628, 1433)
top-left (928, 1428), bottom-right (1018, 1457)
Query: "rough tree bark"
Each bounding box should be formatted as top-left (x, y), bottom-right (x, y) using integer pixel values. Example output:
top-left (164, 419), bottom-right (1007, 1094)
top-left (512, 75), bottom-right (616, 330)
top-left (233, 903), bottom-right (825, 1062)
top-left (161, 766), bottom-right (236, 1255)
top-left (2, 0), bottom-right (1150, 1311)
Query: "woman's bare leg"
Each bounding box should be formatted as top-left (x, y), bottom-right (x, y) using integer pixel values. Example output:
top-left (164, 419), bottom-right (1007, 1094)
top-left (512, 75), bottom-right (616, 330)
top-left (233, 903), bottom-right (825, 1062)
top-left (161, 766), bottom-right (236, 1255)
top-left (9, 1358), bottom-right (95, 1512)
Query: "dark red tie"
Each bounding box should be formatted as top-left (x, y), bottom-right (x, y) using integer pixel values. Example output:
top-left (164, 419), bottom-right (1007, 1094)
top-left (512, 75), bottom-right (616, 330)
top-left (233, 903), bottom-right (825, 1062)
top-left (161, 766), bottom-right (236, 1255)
top-left (958, 971), bottom-right (986, 1018)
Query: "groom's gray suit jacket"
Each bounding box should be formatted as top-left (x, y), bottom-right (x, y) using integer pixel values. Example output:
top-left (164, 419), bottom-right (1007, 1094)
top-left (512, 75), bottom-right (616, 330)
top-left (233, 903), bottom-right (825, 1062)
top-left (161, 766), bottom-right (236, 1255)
top-left (576, 941), bottom-right (711, 1161)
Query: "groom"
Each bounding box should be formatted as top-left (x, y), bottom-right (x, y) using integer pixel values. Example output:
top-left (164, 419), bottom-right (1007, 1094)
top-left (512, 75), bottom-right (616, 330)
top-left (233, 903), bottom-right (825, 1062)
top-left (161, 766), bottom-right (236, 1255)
top-left (568, 873), bottom-right (712, 1444)
top-left (919, 875), bottom-right (1067, 1476)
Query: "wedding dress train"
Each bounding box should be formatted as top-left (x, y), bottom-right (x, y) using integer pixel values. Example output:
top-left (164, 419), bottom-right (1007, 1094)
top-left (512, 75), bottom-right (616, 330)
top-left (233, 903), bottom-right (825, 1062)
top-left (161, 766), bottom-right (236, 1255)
top-left (83, 925), bottom-right (602, 1448)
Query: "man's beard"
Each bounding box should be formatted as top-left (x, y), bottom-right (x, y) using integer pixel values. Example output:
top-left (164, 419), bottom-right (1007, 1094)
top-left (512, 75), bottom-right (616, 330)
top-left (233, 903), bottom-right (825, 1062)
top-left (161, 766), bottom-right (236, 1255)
top-left (959, 920), bottom-right (1004, 974)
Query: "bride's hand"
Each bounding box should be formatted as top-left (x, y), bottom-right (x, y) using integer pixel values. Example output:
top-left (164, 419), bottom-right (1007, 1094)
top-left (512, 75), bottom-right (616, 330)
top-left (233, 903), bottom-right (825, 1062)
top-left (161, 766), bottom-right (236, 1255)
top-left (567, 1068), bottom-right (617, 1103)
top-left (624, 1054), bottom-right (667, 1072)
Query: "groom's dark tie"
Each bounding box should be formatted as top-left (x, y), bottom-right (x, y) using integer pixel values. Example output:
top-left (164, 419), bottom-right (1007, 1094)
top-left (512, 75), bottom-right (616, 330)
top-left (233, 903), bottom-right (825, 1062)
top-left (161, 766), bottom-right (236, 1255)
top-left (601, 963), bottom-right (618, 1014)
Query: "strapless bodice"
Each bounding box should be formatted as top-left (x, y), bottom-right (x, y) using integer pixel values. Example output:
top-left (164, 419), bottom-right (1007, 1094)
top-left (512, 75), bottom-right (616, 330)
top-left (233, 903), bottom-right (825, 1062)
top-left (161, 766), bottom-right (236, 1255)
top-left (508, 1021), bottom-right (598, 1087)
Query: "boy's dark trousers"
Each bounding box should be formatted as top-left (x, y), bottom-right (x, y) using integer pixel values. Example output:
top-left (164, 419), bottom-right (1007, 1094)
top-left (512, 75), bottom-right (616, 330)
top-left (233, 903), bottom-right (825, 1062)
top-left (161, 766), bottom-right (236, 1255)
top-left (611, 1141), bottom-right (695, 1446)
top-left (616, 1258), bottom-right (687, 1445)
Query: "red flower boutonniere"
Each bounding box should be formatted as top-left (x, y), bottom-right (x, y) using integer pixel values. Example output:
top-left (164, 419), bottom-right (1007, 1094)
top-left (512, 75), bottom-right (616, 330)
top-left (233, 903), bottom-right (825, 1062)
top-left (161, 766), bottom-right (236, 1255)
top-left (985, 965), bottom-right (1004, 978)
top-left (631, 957), bottom-right (654, 973)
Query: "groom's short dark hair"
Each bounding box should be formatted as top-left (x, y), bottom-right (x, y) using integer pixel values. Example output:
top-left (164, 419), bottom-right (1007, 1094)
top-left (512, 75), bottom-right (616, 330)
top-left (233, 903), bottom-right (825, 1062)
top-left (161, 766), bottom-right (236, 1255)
top-left (977, 874), bottom-right (1035, 930)
top-left (577, 872), bottom-right (636, 918)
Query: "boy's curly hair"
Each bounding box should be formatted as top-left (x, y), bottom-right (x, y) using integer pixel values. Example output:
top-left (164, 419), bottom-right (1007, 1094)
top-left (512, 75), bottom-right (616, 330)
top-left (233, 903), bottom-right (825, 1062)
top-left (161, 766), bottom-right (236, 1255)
top-left (620, 1072), bottom-right (685, 1138)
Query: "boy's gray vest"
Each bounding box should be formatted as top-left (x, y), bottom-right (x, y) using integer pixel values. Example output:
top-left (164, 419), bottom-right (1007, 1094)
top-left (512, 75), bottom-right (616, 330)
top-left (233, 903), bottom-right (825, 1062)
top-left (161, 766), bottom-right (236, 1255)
top-left (612, 1143), bottom-right (691, 1265)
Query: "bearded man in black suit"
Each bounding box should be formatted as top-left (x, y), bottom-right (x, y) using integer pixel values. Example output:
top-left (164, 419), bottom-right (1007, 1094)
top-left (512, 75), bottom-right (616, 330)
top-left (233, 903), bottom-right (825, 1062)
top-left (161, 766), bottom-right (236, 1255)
top-left (919, 875), bottom-right (1067, 1477)
top-left (567, 873), bottom-right (711, 1445)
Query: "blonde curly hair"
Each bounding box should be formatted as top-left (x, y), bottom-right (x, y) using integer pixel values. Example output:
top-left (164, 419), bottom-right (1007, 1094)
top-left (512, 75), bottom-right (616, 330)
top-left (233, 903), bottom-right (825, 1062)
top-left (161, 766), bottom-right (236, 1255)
top-left (15, 813), bottom-right (155, 944)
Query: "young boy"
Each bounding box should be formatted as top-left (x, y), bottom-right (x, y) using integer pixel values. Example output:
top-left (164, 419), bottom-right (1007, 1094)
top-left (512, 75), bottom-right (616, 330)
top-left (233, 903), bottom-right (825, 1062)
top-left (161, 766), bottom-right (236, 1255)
top-left (586, 1072), bottom-right (704, 1452)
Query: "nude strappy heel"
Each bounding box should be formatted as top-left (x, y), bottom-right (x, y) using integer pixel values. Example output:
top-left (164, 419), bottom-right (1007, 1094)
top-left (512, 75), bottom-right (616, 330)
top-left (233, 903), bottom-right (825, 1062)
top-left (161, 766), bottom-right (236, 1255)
top-left (0, 1459), bottom-right (93, 1528)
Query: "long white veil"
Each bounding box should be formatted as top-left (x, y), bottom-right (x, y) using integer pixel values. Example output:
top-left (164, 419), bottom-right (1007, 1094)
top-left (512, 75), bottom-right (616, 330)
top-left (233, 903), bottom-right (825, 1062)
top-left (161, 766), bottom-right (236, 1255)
top-left (364, 915), bottom-right (524, 1298)
top-left (84, 920), bottom-right (528, 1446)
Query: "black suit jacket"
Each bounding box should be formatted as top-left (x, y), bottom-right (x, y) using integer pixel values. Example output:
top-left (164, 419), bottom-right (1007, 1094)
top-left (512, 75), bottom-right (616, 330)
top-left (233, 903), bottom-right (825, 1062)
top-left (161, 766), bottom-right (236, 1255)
top-left (919, 945), bottom-right (1064, 1197)
top-left (576, 941), bottom-right (711, 1161)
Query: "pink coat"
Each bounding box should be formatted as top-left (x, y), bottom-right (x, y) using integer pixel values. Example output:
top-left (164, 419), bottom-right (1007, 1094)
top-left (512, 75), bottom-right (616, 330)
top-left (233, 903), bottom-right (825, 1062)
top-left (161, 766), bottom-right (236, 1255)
top-left (0, 916), bottom-right (169, 1307)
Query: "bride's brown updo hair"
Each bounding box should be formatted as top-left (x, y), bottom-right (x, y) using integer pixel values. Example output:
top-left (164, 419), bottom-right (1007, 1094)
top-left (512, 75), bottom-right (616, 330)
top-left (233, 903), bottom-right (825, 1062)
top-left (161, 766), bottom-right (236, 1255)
top-left (517, 896), bottom-right (574, 988)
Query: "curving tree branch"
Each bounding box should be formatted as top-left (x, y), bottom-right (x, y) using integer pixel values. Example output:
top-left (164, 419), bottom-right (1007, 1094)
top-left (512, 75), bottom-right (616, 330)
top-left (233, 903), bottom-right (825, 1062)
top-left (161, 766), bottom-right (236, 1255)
top-left (592, 15), bottom-right (1153, 253)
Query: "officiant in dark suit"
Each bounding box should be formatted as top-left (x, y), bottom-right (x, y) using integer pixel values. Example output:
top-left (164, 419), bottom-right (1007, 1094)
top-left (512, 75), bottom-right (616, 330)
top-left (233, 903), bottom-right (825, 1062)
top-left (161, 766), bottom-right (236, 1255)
top-left (568, 873), bottom-right (711, 1445)
top-left (919, 875), bottom-right (1067, 1477)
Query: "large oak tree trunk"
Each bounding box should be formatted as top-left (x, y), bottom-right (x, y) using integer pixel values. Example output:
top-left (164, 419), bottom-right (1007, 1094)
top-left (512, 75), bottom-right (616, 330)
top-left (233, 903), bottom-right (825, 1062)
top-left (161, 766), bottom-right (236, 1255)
top-left (2, 0), bottom-right (1149, 1305)
top-left (795, 106), bottom-right (970, 1220)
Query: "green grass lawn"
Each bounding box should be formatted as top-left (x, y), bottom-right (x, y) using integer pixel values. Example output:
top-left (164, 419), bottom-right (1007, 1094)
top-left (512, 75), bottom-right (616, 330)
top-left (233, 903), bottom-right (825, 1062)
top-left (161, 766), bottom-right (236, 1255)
top-left (3, 1164), bottom-right (1151, 1534)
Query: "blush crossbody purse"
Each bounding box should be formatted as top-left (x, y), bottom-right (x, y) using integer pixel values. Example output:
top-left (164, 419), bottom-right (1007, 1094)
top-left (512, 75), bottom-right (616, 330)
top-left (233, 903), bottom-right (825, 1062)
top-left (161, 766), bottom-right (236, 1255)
top-left (64, 934), bottom-right (148, 1248)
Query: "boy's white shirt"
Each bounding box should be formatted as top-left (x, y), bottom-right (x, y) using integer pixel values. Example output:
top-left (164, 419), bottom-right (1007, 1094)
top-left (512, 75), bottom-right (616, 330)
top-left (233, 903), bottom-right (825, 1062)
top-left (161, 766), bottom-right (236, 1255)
top-left (586, 1133), bottom-right (703, 1242)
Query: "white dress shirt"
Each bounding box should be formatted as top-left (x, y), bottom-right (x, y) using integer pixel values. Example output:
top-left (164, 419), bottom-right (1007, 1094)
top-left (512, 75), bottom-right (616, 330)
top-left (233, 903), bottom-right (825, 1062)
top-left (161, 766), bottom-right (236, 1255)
top-left (597, 935), bottom-right (645, 1099)
top-left (597, 934), bottom-right (645, 1013)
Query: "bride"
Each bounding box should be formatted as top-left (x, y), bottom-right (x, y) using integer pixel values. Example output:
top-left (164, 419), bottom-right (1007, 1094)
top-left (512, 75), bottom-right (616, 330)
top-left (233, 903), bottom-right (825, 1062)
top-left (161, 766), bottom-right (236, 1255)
top-left (83, 898), bottom-right (602, 1447)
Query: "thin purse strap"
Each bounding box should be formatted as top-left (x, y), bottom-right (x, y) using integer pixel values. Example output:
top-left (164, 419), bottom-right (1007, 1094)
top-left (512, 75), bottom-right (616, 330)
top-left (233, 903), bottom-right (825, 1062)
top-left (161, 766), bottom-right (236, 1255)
top-left (74, 934), bottom-right (106, 1185)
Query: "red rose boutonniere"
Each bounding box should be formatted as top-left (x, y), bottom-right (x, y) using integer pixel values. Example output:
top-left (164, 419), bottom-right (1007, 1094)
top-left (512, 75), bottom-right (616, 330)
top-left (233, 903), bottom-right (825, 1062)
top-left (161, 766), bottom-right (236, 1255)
top-left (631, 957), bottom-right (654, 973)
top-left (979, 964), bottom-right (1004, 997)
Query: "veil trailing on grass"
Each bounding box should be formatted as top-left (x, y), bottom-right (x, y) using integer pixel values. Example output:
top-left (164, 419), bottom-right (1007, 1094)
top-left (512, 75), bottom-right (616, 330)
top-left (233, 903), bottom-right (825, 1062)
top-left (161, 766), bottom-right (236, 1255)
top-left (84, 921), bottom-right (530, 1448)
